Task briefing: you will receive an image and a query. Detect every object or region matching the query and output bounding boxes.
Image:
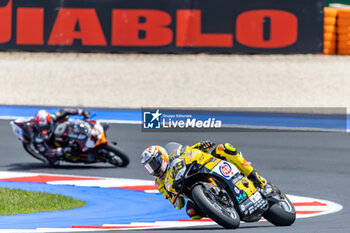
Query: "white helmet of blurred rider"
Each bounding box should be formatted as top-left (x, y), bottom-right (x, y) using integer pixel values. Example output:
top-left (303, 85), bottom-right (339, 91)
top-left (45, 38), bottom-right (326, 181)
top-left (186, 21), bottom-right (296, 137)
top-left (34, 110), bottom-right (53, 140)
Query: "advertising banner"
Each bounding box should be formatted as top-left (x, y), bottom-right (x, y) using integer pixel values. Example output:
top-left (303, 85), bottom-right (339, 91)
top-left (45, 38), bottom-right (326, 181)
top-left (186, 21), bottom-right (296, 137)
top-left (0, 0), bottom-right (324, 53)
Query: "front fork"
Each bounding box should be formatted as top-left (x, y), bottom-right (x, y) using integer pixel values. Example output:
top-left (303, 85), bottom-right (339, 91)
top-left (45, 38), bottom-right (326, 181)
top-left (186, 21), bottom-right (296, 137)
top-left (197, 180), bottom-right (232, 207)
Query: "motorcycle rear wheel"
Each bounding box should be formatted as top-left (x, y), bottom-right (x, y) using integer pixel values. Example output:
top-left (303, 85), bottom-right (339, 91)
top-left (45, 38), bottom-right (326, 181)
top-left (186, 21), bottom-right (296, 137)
top-left (105, 145), bottom-right (129, 167)
top-left (263, 191), bottom-right (296, 226)
top-left (192, 184), bottom-right (240, 229)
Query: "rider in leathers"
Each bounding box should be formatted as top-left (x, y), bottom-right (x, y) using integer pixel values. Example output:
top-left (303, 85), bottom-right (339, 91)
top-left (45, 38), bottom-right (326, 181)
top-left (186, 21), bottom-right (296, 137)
top-left (32, 108), bottom-right (90, 166)
top-left (141, 141), bottom-right (271, 219)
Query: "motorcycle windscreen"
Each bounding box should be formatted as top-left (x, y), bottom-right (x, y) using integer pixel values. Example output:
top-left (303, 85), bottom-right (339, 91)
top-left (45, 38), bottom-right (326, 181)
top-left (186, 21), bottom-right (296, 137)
top-left (164, 142), bottom-right (183, 157)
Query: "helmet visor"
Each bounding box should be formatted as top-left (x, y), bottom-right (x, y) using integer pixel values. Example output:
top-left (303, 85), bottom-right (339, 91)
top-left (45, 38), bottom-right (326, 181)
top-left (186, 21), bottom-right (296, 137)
top-left (143, 153), bottom-right (163, 176)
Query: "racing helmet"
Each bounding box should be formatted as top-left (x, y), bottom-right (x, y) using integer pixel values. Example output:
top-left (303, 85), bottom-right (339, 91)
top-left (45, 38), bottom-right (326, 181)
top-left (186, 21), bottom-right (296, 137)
top-left (35, 110), bottom-right (53, 140)
top-left (141, 146), bottom-right (169, 177)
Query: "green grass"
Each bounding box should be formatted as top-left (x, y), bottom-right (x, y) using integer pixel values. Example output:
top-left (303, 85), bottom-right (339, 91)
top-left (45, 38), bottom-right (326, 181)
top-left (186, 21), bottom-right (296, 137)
top-left (0, 188), bottom-right (86, 215)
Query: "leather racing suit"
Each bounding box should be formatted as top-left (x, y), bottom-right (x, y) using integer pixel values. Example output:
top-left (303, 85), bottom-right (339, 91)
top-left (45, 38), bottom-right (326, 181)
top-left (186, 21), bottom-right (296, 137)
top-left (31, 108), bottom-right (89, 165)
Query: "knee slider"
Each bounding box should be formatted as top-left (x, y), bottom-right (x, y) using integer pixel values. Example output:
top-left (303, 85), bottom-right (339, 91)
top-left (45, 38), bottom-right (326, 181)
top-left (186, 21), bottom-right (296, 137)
top-left (212, 143), bottom-right (237, 158)
top-left (223, 143), bottom-right (238, 155)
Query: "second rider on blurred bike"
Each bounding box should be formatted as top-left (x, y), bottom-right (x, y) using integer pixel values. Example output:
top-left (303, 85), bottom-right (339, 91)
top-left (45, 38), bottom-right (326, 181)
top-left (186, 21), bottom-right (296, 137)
top-left (31, 108), bottom-right (90, 166)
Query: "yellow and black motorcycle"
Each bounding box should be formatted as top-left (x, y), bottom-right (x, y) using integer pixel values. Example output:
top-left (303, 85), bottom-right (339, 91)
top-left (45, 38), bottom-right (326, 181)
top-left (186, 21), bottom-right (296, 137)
top-left (165, 142), bottom-right (296, 229)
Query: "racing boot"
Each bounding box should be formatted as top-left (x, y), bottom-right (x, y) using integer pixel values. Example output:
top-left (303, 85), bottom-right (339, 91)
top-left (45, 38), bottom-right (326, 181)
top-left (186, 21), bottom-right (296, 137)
top-left (186, 201), bottom-right (206, 219)
top-left (247, 169), bottom-right (268, 189)
top-left (248, 169), bottom-right (277, 199)
top-left (212, 143), bottom-right (254, 176)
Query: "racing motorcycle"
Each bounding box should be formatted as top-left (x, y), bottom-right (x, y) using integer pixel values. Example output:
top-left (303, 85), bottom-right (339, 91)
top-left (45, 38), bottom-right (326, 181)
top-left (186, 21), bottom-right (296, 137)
top-left (10, 117), bottom-right (129, 167)
top-left (165, 142), bottom-right (295, 229)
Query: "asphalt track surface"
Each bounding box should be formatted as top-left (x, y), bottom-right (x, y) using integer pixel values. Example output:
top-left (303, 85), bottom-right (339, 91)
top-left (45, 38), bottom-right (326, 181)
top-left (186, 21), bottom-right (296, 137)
top-left (0, 120), bottom-right (349, 233)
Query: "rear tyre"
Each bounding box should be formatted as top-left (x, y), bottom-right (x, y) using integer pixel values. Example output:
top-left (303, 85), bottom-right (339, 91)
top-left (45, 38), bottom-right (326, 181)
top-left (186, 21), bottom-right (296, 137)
top-left (263, 192), bottom-right (296, 226)
top-left (105, 145), bottom-right (129, 167)
top-left (192, 184), bottom-right (240, 229)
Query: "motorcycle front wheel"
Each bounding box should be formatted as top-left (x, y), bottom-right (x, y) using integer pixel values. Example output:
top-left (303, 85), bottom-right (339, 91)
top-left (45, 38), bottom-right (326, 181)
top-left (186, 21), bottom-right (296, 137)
top-left (22, 142), bottom-right (47, 163)
top-left (192, 184), bottom-right (240, 229)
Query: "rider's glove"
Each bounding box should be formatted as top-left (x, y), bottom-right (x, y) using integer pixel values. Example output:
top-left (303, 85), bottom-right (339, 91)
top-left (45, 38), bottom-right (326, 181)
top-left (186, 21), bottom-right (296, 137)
top-left (63, 147), bottom-right (72, 154)
top-left (83, 110), bottom-right (90, 119)
top-left (56, 147), bottom-right (71, 157)
top-left (198, 141), bottom-right (215, 152)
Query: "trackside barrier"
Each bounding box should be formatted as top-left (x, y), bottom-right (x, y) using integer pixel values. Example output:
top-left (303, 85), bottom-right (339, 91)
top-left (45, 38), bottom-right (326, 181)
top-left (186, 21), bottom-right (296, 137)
top-left (324, 6), bottom-right (350, 55)
top-left (0, 0), bottom-right (323, 54)
top-left (324, 7), bottom-right (338, 54)
top-left (337, 8), bottom-right (350, 54)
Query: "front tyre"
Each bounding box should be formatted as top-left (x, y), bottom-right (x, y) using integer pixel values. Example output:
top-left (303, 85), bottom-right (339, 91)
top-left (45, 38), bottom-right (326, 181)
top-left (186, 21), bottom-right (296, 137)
top-left (105, 144), bottom-right (129, 167)
top-left (22, 142), bottom-right (47, 163)
top-left (192, 184), bottom-right (240, 229)
top-left (263, 192), bottom-right (296, 226)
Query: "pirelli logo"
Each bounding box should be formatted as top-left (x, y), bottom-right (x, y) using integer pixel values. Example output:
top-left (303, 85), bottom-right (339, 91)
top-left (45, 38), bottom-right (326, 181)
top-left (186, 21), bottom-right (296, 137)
top-left (0, 0), bottom-right (323, 53)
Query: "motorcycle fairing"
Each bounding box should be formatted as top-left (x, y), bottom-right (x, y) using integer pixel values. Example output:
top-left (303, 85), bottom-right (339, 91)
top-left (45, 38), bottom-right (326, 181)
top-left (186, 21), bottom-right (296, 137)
top-left (207, 160), bottom-right (268, 218)
top-left (209, 160), bottom-right (240, 180)
top-left (85, 122), bottom-right (106, 148)
top-left (10, 118), bottom-right (32, 143)
top-left (10, 121), bottom-right (25, 141)
top-left (238, 191), bottom-right (267, 218)
top-left (168, 146), bottom-right (267, 219)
